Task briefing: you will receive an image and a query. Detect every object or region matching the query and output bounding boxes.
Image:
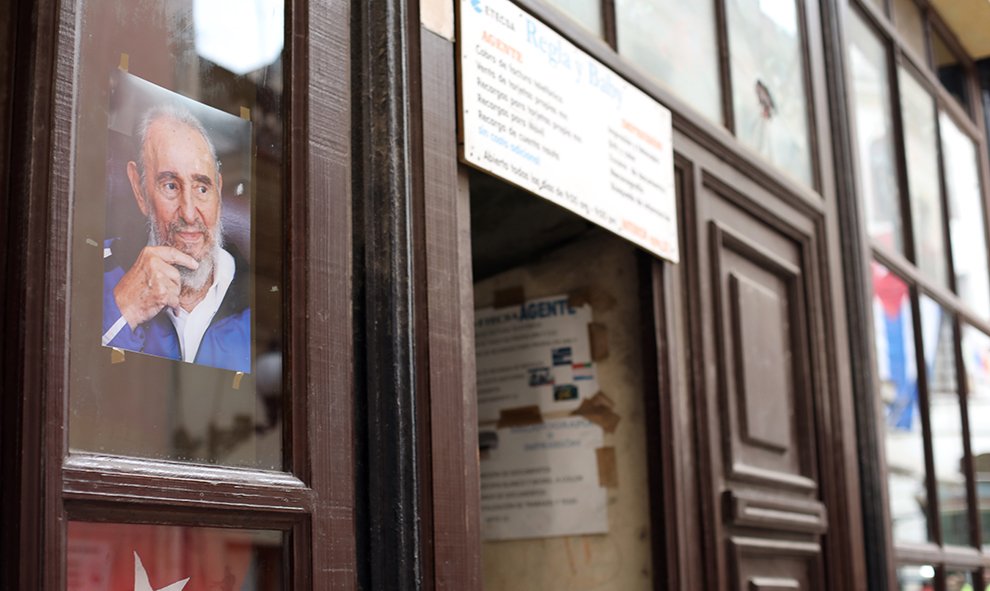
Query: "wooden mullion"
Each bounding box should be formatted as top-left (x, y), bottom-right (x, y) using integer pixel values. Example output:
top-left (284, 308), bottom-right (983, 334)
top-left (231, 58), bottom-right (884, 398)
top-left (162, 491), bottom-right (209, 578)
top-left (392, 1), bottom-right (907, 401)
top-left (420, 21), bottom-right (483, 591)
top-left (823, 0), bottom-right (890, 587)
top-left (714, 0), bottom-right (734, 134)
top-left (65, 499), bottom-right (305, 530)
top-left (952, 314), bottom-right (982, 550)
top-left (888, 50), bottom-right (920, 278)
top-left (300, 0), bottom-right (358, 588)
top-left (600, 0), bottom-right (617, 50)
top-left (908, 284), bottom-right (942, 546)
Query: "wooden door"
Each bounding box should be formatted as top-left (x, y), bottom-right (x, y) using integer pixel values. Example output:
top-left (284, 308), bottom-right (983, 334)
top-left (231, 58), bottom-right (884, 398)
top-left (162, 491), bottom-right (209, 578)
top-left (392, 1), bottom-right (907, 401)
top-left (684, 148), bottom-right (843, 591)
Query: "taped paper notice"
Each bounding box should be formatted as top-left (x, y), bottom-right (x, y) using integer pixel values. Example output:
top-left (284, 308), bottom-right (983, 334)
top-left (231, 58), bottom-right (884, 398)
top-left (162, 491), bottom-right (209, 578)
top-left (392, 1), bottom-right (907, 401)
top-left (480, 417), bottom-right (608, 540)
top-left (110, 348), bottom-right (125, 364)
top-left (475, 294), bottom-right (599, 423)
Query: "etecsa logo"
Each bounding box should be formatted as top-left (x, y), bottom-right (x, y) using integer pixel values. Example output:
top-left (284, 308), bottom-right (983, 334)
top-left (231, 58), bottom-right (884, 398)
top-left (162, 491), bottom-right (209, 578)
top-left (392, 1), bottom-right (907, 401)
top-left (471, 0), bottom-right (482, 13)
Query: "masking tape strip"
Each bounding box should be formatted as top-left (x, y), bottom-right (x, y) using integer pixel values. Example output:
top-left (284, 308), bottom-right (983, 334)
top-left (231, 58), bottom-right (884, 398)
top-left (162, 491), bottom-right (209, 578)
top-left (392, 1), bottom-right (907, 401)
top-left (119, 53), bottom-right (129, 71)
top-left (232, 371), bottom-right (244, 390)
top-left (588, 322), bottom-right (609, 361)
top-left (240, 107), bottom-right (251, 120)
top-left (596, 447), bottom-right (618, 488)
top-left (110, 348), bottom-right (126, 364)
top-left (492, 286), bottom-right (526, 309)
top-left (496, 404), bottom-right (543, 429)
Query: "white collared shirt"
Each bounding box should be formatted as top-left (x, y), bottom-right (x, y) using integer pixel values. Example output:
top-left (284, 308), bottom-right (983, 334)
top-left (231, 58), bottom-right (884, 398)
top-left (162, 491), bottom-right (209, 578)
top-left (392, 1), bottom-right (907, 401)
top-left (166, 248), bottom-right (236, 364)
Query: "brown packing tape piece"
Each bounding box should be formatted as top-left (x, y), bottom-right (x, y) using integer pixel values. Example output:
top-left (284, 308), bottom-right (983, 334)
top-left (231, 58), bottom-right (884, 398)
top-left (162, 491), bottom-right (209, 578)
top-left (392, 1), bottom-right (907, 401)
top-left (232, 371), bottom-right (244, 390)
top-left (496, 405), bottom-right (543, 429)
top-left (588, 322), bottom-right (609, 361)
top-left (119, 53), bottom-right (129, 71)
top-left (110, 348), bottom-right (125, 364)
top-left (596, 447), bottom-right (618, 488)
top-left (492, 286), bottom-right (525, 309)
top-left (567, 286), bottom-right (617, 312)
top-left (240, 107), bottom-right (251, 120)
top-left (571, 397), bottom-right (621, 433)
top-left (568, 288), bottom-right (591, 308)
top-left (588, 390), bottom-right (615, 409)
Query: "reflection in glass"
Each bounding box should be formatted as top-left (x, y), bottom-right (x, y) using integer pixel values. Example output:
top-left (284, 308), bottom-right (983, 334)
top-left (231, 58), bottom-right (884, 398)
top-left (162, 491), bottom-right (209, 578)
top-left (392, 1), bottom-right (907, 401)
top-left (727, 0), bottom-right (812, 185)
top-left (897, 564), bottom-right (936, 591)
top-left (847, 11), bottom-right (903, 253)
top-left (616, 0), bottom-right (722, 123)
top-left (892, 0), bottom-right (927, 60)
top-left (900, 69), bottom-right (948, 287)
top-left (545, 0), bottom-right (603, 37)
top-left (67, 521), bottom-right (283, 590)
top-left (941, 112), bottom-right (990, 320)
top-left (945, 570), bottom-right (975, 591)
top-left (961, 325), bottom-right (990, 549)
top-left (68, 0), bottom-right (285, 469)
top-left (872, 262), bottom-right (929, 543)
top-left (919, 297), bottom-right (969, 546)
top-left (932, 32), bottom-right (969, 110)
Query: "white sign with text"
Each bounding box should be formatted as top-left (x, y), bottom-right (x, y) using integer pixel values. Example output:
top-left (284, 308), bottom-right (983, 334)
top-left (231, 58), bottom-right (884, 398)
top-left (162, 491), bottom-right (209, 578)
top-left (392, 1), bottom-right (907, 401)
top-left (459, 0), bottom-right (678, 262)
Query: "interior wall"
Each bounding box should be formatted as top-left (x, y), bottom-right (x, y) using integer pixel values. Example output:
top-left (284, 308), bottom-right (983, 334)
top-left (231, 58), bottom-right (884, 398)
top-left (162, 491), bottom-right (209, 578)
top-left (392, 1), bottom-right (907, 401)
top-left (473, 230), bottom-right (655, 591)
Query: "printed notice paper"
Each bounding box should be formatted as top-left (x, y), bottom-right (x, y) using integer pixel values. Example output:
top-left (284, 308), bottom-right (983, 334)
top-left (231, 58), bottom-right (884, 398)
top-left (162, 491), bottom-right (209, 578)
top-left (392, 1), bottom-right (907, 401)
top-left (459, 0), bottom-right (678, 263)
top-left (475, 295), bottom-right (608, 540)
top-left (480, 418), bottom-right (608, 540)
top-left (474, 295), bottom-right (599, 424)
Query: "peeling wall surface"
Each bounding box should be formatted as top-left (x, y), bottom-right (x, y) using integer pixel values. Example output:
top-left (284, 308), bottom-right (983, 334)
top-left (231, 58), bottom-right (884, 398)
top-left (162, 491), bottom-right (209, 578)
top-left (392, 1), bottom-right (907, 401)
top-left (474, 231), bottom-right (655, 591)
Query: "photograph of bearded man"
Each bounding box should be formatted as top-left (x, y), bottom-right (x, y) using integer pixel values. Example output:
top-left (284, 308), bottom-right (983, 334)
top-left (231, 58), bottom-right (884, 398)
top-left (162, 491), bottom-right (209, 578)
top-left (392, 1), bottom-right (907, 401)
top-left (101, 103), bottom-right (251, 373)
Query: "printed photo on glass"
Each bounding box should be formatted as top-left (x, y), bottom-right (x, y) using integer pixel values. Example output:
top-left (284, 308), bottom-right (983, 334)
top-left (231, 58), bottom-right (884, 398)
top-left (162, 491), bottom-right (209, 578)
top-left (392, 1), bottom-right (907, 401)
top-left (101, 70), bottom-right (253, 373)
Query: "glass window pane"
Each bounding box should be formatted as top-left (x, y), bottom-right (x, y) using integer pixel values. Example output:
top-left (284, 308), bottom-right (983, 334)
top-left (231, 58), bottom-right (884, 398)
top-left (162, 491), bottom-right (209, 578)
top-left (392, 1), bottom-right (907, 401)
top-left (872, 262), bottom-right (929, 543)
top-left (847, 11), bottom-right (904, 252)
top-left (897, 564), bottom-right (937, 591)
top-left (616, 0), bottom-right (722, 123)
top-left (941, 112), bottom-right (990, 319)
top-left (961, 325), bottom-right (990, 549)
top-left (68, 0), bottom-right (286, 468)
top-left (932, 32), bottom-right (969, 110)
top-left (900, 69), bottom-right (948, 287)
top-left (544, 0), bottom-right (602, 36)
top-left (68, 522), bottom-right (283, 589)
top-left (892, 0), bottom-right (927, 60)
top-left (919, 297), bottom-right (970, 546)
top-left (727, 0), bottom-right (813, 185)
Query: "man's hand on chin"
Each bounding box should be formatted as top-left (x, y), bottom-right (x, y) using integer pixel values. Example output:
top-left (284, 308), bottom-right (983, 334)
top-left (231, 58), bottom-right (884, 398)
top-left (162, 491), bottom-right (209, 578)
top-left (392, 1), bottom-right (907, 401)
top-left (113, 246), bottom-right (200, 329)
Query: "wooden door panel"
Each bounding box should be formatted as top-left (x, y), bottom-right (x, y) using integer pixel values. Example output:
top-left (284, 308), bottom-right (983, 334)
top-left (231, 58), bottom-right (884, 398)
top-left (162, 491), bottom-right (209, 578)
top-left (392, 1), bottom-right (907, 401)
top-left (728, 536), bottom-right (822, 591)
top-left (711, 221), bottom-right (816, 492)
top-left (695, 172), bottom-right (830, 589)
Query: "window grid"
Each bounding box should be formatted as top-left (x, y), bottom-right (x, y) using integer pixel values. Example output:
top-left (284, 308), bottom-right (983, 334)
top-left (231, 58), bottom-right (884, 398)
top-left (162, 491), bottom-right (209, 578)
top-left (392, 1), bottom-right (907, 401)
top-left (851, 0), bottom-right (990, 584)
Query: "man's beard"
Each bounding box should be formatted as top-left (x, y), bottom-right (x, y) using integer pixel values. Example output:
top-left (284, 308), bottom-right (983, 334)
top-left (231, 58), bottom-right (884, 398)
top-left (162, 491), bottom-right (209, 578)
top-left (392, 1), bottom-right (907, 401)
top-left (146, 209), bottom-right (224, 293)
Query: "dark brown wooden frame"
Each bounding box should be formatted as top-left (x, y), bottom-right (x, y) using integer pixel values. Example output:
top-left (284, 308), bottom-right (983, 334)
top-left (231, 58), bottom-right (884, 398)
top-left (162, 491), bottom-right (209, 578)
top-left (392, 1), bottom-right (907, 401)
top-left (0, 0), bottom-right (357, 588)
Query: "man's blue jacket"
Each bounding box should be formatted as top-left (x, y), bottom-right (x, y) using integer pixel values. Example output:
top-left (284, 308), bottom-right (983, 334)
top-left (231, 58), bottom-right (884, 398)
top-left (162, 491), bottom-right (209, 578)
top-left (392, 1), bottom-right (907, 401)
top-left (102, 238), bottom-right (251, 373)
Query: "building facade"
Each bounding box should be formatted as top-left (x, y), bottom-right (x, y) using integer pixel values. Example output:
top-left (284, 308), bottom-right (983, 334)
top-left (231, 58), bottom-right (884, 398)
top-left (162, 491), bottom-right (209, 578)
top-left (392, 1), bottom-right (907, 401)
top-left (3, 0), bottom-right (990, 589)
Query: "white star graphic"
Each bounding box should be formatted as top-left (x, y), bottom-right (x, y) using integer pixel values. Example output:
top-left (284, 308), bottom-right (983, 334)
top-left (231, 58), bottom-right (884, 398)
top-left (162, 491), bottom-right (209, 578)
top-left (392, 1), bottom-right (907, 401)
top-left (133, 551), bottom-right (190, 591)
